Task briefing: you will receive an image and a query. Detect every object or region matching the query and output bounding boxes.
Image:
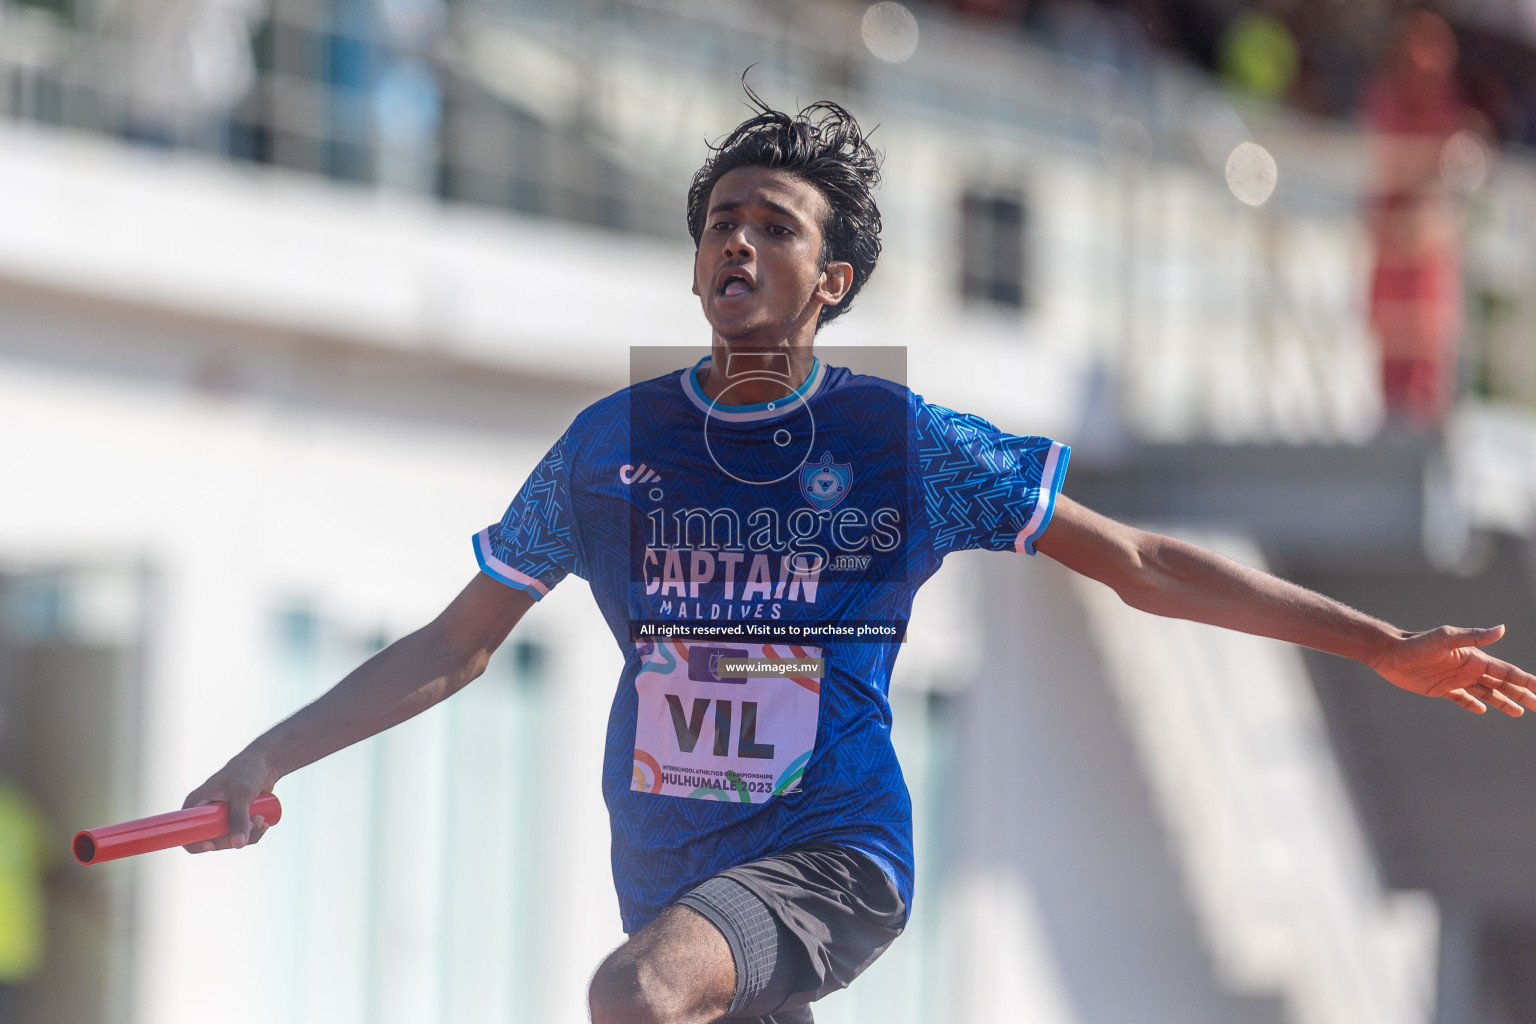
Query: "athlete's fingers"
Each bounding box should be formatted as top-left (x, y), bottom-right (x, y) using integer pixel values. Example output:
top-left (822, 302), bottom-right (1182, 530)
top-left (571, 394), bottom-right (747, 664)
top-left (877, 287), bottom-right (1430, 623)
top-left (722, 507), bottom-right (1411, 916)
top-left (1467, 665), bottom-right (1536, 712)
top-left (1479, 656), bottom-right (1536, 697)
top-left (184, 833), bottom-right (237, 853)
top-left (1468, 682), bottom-right (1523, 717)
top-left (226, 798), bottom-right (251, 850)
top-left (1485, 682), bottom-right (1527, 717)
top-left (1506, 681), bottom-right (1536, 713)
top-left (1437, 624), bottom-right (1505, 648)
top-left (1447, 687), bottom-right (1488, 714)
top-left (248, 815), bottom-right (268, 846)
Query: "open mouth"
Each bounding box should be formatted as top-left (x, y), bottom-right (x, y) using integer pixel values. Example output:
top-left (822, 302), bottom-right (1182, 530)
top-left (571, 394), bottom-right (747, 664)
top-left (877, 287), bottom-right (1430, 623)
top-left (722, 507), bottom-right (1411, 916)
top-left (716, 270), bottom-right (755, 297)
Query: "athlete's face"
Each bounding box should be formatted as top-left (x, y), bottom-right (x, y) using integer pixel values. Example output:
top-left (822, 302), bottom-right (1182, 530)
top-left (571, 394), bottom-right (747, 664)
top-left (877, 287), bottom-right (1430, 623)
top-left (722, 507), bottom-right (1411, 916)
top-left (692, 166), bottom-right (854, 347)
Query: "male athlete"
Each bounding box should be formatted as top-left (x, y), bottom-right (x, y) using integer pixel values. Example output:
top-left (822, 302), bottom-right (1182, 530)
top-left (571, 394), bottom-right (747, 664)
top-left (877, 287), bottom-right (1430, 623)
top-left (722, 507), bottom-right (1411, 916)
top-left (185, 97), bottom-right (1536, 1024)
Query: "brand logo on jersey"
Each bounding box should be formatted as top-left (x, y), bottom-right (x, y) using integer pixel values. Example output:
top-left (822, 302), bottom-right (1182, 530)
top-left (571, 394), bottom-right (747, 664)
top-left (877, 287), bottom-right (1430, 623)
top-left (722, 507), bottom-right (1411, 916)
top-left (619, 463), bottom-right (662, 485)
top-left (799, 452), bottom-right (851, 511)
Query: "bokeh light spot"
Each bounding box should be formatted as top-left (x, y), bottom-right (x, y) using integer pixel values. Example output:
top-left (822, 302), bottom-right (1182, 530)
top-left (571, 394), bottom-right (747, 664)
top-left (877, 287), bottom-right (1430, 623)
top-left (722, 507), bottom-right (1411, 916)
top-left (862, 3), bottom-right (919, 63)
top-left (1441, 131), bottom-right (1489, 195)
top-left (1225, 141), bottom-right (1278, 206)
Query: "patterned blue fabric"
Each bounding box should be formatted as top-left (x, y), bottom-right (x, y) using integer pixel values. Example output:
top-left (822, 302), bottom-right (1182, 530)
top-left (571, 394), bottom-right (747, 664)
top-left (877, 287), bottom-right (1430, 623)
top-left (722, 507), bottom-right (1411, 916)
top-left (916, 403), bottom-right (1068, 555)
top-left (477, 359), bottom-right (1070, 933)
top-left (477, 430), bottom-right (582, 596)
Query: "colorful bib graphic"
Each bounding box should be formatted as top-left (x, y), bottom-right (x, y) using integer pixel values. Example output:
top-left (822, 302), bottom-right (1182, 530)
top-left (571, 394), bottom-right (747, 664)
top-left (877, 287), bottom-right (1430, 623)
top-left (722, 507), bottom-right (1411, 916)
top-left (800, 451), bottom-right (852, 510)
top-left (633, 639), bottom-right (821, 802)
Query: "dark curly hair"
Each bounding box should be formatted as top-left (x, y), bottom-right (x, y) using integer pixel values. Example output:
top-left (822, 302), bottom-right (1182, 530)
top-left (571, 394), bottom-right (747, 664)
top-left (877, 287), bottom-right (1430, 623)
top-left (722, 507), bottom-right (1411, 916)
top-left (687, 89), bottom-right (883, 327)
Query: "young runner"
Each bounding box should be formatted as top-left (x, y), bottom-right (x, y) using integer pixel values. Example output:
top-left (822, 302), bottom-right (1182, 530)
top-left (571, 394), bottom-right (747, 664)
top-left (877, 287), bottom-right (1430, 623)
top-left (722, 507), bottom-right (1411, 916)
top-left (185, 96), bottom-right (1536, 1024)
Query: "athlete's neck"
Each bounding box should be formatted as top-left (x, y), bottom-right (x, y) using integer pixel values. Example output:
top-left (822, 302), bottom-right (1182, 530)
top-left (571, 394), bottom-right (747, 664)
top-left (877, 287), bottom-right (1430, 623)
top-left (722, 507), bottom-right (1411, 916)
top-left (698, 341), bottom-right (816, 405)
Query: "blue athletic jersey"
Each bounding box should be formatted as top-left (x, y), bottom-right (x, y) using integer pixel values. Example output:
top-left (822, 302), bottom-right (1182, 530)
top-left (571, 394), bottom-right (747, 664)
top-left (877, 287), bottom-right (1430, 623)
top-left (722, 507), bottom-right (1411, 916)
top-left (475, 357), bottom-right (1069, 933)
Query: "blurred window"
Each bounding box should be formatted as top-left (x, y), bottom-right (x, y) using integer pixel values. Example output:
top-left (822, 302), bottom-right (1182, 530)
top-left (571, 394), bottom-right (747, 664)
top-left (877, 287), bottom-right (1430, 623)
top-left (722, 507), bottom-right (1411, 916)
top-left (822, 686), bottom-right (958, 1020)
top-left (268, 604), bottom-right (556, 1021)
top-left (0, 568), bottom-right (144, 1024)
top-left (959, 187), bottom-right (1029, 310)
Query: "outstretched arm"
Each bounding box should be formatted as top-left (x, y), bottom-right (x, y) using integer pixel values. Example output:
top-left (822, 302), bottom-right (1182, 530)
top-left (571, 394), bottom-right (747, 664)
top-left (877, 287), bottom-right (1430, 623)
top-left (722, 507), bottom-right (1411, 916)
top-left (182, 572), bottom-right (536, 850)
top-left (1033, 496), bottom-right (1536, 717)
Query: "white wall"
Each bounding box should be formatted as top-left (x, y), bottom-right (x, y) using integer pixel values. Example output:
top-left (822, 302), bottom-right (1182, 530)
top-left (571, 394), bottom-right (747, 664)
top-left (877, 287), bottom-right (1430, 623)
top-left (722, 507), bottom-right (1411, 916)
top-left (0, 299), bottom-right (626, 1023)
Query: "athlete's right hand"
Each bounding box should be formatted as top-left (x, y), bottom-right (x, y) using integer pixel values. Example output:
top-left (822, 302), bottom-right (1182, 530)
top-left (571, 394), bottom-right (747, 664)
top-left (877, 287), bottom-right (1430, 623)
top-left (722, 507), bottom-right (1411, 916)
top-left (181, 751), bottom-right (277, 853)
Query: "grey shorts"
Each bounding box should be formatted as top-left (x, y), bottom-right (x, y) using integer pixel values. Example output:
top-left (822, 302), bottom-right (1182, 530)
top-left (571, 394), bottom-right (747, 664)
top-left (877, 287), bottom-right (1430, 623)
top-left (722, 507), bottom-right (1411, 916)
top-left (674, 842), bottom-right (907, 1023)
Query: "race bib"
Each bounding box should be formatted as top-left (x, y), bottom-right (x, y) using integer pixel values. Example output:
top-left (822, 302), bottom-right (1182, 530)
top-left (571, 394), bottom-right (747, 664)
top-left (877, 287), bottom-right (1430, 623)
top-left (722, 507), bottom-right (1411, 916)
top-left (631, 639), bottom-right (822, 803)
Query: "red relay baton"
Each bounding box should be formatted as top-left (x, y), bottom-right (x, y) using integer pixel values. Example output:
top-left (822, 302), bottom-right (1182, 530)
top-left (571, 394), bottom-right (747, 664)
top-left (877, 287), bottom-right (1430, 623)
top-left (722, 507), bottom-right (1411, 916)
top-left (73, 793), bottom-right (283, 865)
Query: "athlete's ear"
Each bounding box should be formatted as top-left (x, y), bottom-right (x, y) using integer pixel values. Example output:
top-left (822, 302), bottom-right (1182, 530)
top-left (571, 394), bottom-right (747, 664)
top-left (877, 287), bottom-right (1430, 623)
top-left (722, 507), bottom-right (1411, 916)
top-left (814, 261), bottom-right (854, 308)
top-left (691, 248), bottom-right (702, 297)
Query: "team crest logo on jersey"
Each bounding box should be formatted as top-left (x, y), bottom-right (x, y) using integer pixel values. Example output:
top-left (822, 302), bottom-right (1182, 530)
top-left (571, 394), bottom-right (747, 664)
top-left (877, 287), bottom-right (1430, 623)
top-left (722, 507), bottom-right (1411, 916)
top-left (800, 452), bottom-right (852, 510)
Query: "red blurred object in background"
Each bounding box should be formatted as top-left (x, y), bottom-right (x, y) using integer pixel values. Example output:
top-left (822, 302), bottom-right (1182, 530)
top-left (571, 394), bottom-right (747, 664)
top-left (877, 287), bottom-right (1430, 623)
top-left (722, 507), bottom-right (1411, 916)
top-left (72, 794), bottom-right (282, 865)
top-left (1364, 10), bottom-right (1470, 427)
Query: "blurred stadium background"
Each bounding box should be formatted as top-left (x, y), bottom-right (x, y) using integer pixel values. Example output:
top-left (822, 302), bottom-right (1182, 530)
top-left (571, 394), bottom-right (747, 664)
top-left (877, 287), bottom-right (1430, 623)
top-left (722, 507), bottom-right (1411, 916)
top-left (2, 0), bottom-right (1536, 1021)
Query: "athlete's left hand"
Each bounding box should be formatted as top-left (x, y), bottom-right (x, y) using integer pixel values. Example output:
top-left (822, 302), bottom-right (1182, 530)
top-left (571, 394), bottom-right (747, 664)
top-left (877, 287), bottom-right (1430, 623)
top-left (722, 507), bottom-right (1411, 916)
top-left (1369, 625), bottom-right (1536, 716)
